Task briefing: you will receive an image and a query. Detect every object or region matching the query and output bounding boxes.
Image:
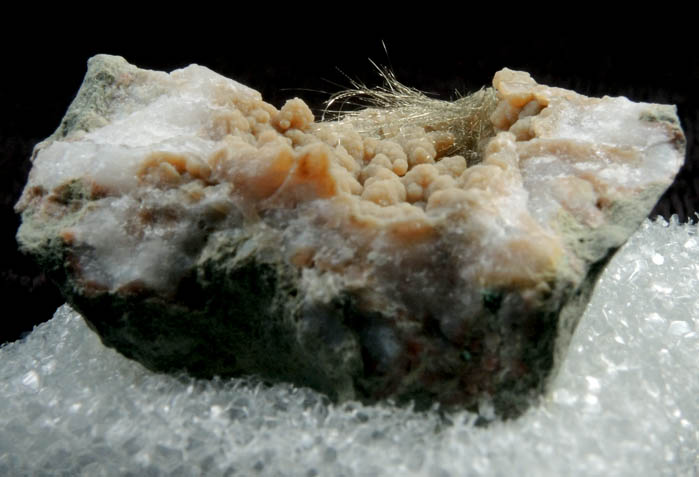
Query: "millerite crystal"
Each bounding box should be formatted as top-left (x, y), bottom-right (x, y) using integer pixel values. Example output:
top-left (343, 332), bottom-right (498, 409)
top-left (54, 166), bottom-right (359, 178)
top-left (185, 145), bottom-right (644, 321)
top-left (15, 55), bottom-right (685, 416)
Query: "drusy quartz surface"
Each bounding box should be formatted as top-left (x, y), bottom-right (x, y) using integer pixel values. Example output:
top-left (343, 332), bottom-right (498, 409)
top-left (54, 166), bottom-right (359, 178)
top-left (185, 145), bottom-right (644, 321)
top-left (15, 55), bottom-right (685, 416)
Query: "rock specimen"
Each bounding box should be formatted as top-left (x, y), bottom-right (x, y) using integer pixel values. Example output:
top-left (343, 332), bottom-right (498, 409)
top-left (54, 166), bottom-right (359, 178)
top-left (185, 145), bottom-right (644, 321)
top-left (15, 55), bottom-right (685, 416)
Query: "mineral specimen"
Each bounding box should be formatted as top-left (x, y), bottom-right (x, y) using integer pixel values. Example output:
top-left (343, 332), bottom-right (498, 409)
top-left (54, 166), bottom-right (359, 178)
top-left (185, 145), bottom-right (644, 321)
top-left (15, 55), bottom-right (685, 416)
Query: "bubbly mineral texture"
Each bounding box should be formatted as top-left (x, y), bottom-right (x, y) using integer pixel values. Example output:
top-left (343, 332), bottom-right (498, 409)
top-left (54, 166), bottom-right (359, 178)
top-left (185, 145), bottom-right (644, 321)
top-left (15, 55), bottom-right (685, 416)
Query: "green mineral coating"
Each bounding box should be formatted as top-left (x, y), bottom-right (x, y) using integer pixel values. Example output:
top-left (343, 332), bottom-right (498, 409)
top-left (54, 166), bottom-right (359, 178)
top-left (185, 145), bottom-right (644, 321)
top-left (48, 56), bottom-right (164, 142)
top-left (482, 290), bottom-right (503, 314)
top-left (53, 179), bottom-right (92, 204)
top-left (639, 108), bottom-right (680, 125)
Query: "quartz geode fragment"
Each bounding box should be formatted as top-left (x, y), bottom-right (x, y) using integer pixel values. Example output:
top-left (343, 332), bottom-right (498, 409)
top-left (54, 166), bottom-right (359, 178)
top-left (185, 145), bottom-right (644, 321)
top-left (16, 55), bottom-right (685, 416)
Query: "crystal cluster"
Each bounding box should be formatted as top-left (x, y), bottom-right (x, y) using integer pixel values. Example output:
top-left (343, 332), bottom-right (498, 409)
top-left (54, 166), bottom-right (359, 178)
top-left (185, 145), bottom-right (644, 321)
top-left (15, 55), bottom-right (685, 415)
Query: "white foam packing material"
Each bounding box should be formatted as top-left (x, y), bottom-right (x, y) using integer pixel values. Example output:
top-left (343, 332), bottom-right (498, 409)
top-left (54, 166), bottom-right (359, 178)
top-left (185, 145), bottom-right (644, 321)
top-left (1, 217), bottom-right (697, 476)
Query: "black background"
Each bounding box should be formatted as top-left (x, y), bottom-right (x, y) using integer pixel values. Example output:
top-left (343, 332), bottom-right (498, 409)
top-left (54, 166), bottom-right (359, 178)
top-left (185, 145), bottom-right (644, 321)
top-left (2, 28), bottom-right (697, 345)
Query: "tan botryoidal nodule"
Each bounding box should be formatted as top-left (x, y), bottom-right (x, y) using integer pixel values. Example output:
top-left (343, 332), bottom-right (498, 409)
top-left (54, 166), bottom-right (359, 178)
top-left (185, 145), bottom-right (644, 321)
top-left (324, 63), bottom-right (498, 165)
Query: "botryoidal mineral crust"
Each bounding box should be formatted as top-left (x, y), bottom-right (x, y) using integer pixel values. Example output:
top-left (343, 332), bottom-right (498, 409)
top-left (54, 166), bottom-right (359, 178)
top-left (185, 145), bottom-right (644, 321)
top-left (16, 55), bottom-right (685, 416)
